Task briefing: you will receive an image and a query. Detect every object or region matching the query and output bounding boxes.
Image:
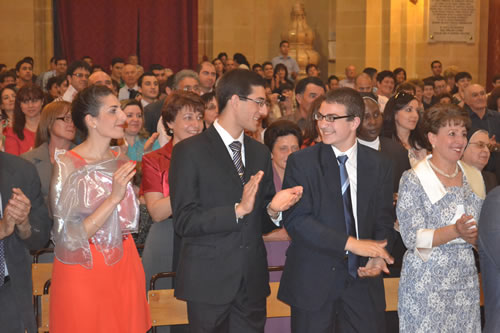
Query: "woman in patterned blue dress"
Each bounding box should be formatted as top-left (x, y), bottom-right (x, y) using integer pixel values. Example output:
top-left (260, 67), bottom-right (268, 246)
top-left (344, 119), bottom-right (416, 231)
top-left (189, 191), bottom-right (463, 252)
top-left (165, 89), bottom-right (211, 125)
top-left (396, 104), bottom-right (485, 332)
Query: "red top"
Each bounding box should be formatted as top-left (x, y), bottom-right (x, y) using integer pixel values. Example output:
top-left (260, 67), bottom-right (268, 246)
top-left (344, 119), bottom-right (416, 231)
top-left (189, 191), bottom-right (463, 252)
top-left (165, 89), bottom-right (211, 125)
top-left (4, 127), bottom-right (36, 155)
top-left (140, 140), bottom-right (174, 197)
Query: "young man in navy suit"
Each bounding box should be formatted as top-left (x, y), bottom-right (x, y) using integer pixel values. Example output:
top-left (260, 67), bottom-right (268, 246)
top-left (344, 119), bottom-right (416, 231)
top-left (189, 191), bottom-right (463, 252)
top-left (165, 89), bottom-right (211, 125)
top-left (278, 88), bottom-right (395, 332)
top-left (170, 69), bottom-right (302, 333)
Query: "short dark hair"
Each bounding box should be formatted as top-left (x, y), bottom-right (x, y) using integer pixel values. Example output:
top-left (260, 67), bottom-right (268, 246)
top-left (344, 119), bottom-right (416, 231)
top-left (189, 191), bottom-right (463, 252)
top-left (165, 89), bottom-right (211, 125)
top-left (0, 64), bottom-right (6, 71)
top-left (433, 75), bottom-right (446, 87)
top-left (262, 61), bottom-right (272, 68)
top-left (54, 56), bottom-right (67, 65)
top-left (82, 55), bottom-right (92, 60)
top-left (138, 72), bottom-right (157, 87)
top-left (161, 91), bottom-right (205, 134)
top-left (15, 59), bottom-right (32, 72)
top-left (55, 74), bottom-right (67, 86)
top-left (111, 57), bottom-right (125, 67)
top-left (0, 71), bottom-right (16, 84)
top-left (279, 40), bottom-right (289, 47)
top-left (233, 53), bottom-right (250, 68)
top-left (492, 74), bottom-right (500, 84)
top-left (46, 76), bottom-right (58, 91)
top-left (306, 64), bottom-right (318, 73)
top-left (376, 70), bottom-right (395, 83)
top-left (252, 63), bottom-right (262, 71)
top-left (363, 67), bottom-right (377, 79)
top-left (455, 71), bottom-right (472, 82)
top-left (217, 52), bottom-right (228, 60)
top-left (72, 85), bottom-right (114, 138)
top-left (200, 91), bottom-right (216, 104)
top-left (150, 64), bottom-right (164, 71)
top-left (436, 93), bottom-right (453, 102)
top-left (295, 76), bottom-right (324, 95)
top-left (423, 78), bottom-right (435, 87)
top-left (67, 60), bottom-right (91, 76)
top-left (328, 75), bottom-right (339, 84)
top-left (264, 119), bottom-right (303, 151)
top-left (431, 60), bottom-right (442, 68)
top-left (216, 69), bottom-right (265, 113)
top-left (324, 87), bottom-right (364, 121)
top-left (197, 61), bottom-right (214, 73)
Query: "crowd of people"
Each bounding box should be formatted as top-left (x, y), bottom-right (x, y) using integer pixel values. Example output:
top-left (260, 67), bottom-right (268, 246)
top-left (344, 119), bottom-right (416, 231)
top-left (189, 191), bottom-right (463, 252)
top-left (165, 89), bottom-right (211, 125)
top-left (1, 39), bottom-right (500, 333)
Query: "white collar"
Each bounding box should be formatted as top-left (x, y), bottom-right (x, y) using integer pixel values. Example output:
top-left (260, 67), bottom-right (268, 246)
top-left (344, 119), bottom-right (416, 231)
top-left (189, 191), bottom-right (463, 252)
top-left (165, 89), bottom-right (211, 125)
top-left (357, 137), bottom-right (380, 151)
top-left (213, 119), bottom-right (244, 147)
top-left (413, 155), bottom-right (485, 204)
top-left (331, 141), bottom-right (358, 161)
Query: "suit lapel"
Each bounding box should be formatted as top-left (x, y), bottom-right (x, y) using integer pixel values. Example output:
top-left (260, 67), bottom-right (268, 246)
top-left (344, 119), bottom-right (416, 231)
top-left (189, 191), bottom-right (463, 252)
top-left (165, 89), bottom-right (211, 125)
top-left (356, 145), bottom-right (375, 238)
top-left (319, 143), bottom-right (346, 230)
top-left (205, 126), bottom-right (244, 187)
top-left (243, 136), bottom-right (259, 183)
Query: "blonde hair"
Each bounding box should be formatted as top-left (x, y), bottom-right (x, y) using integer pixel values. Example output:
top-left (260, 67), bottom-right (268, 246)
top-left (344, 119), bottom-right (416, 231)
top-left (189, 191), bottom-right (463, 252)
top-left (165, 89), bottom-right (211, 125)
top-left (34, 101), bottom-right (71, 147)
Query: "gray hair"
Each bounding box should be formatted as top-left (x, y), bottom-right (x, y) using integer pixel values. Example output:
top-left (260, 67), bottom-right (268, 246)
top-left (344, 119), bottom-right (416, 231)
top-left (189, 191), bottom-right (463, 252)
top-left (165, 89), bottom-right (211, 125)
top-left (173, 69), bottom-right (199, 90)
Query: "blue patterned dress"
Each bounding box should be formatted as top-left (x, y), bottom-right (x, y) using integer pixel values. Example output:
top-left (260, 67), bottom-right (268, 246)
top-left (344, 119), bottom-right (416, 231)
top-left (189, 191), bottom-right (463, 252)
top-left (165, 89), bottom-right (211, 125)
top-left (396, 170), bottom-right (483, 333)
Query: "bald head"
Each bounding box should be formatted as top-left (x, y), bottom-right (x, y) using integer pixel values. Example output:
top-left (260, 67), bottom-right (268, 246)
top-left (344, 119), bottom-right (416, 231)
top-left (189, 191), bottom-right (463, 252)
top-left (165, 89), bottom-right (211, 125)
top-left (464, 84), bottom-right (487, 113)
top-left (345, 65), bottom-right (356, 80)
top-left (355, 73), bottom-right (372, 93)
top-left (89, 71), bottom-right (113, 90)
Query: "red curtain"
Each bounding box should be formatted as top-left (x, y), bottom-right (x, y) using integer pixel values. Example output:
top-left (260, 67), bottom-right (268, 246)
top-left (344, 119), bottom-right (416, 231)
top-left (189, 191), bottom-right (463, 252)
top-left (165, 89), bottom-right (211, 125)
top-left (57, 0), bottom-right (139, 69)
top-left (138, 0), bottom-right (198, 72)
top-left (56, 0), bottom-right (198, 72)
top-left (487, 0), bottom-right (500, 92)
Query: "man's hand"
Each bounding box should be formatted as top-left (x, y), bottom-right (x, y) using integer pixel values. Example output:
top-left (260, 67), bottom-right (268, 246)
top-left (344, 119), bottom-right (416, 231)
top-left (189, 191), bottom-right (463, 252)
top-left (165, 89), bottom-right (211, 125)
top-left (358, 257), bottom-right (390, 278)
top-left (1, 188), bottom-right (32, 239)
top-left (345, 237), bottom-right (394, 264)
top-left (235, 171), bottom-right (264, 218)
top-left (268, 186), bottom-right (303, 217)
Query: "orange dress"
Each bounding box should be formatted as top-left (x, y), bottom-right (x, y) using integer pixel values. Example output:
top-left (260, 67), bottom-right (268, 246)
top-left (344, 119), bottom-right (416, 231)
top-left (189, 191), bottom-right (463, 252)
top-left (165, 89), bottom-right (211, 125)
top-left (49, 151), bottom-right (151, 333)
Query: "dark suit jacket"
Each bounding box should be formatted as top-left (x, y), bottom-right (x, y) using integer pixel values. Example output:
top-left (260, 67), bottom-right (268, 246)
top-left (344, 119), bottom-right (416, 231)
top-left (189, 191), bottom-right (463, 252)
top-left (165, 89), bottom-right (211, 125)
top-left (277, 143), bottom-right (395, 311)
top-left (0, 152), bottom-right (51, 332)
top-left (379, 136), bottom-right (411, 193)
top-left (479, 186), bottom-right (500, 333)
top-left (144, 97), bottom-right (166, 135)
top-left (169, 125), bottom-right (277, 305)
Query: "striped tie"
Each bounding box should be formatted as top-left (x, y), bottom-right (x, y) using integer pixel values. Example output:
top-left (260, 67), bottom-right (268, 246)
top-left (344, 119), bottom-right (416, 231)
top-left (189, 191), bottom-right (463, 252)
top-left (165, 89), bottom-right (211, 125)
top-left (337, 155), bottom-right (359, 278)
top-left (229, 141), bottom-right (245, 184)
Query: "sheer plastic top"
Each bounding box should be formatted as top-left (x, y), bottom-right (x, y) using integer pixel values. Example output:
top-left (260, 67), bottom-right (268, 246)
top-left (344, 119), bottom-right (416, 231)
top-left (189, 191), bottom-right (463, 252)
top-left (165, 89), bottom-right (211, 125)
top-left (50, 147), bottom-right (139, 269)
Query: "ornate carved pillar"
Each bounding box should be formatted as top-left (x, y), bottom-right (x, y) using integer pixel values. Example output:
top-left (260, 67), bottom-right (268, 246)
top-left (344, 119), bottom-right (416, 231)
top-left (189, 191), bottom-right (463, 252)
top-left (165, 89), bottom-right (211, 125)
top-left (33, 0), bottom-right (53, 73)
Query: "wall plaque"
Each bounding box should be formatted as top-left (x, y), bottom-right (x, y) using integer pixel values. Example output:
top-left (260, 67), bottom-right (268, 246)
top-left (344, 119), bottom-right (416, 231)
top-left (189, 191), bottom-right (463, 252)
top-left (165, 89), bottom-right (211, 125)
top-left (428, 0), bottom-right (475, 43)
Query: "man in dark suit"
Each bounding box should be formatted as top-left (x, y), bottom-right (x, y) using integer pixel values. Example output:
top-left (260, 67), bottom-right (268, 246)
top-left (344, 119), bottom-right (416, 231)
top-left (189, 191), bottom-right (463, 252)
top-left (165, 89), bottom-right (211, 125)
top-left (278, 88), bottom-right (395, 332)
top-left (169, 69), bottom-right (302, 333)
top-left (0, 152), bottom-right (52, 332)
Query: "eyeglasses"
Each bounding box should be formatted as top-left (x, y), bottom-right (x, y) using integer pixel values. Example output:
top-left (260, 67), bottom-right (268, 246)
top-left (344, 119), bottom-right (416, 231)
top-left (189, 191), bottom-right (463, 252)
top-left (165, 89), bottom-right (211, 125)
top-left (56, 114), bottom-right (72, 123)
top-left (73, 73), bottom-right (90, 79)
top-left (182, 86), bottom-right (201, 93)
top-left (313, 112), bottom-right (353, 123)
top-left (238, 96), bottom-right (267, 108)
top-left (468, 141), bottom-right (490, 150)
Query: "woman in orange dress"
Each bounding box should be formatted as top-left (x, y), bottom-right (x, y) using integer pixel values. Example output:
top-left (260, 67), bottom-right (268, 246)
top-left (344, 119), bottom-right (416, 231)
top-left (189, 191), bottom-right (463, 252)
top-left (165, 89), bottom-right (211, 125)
top-left (49, 85), bottom-right (151, 333)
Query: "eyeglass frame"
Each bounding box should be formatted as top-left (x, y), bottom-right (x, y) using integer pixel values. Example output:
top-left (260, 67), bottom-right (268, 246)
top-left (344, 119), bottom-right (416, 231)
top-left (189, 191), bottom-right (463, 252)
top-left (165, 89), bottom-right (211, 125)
top-left (55, 113), bottom-right (73, 123)
top-left (238, 95), bottom-right (268, 108)
top-left (313, 112), bottom-right (354, 123)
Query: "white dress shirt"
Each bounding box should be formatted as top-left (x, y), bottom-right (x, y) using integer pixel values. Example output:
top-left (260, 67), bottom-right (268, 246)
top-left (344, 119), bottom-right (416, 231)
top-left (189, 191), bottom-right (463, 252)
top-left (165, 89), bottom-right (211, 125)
top-left (331, 141), bottom-right (359, 238)
top-left (357, 137), bottom-right (380, 151)
top-left (118, 84), bottom-right (139, 101)
top-left (213, 119), bottom-right (281, 225)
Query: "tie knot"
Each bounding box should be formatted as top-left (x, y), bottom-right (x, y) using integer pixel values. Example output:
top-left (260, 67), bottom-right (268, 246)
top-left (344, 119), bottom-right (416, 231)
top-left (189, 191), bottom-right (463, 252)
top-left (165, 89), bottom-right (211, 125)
top-left (337, 155), bottom-right (348, 165)
top-left (229, 141), bottom-right (242, 152)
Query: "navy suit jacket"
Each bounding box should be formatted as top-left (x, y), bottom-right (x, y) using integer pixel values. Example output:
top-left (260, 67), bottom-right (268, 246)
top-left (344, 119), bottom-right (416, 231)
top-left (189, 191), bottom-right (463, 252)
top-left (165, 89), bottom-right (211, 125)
top-left (169, 125), bottom-right (277, 305)
top-left (277, 142), bottom-right (395, 311)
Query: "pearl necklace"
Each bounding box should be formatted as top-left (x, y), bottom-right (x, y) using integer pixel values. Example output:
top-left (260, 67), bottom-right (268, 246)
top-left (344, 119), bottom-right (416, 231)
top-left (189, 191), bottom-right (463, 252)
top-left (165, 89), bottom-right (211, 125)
top-left (428, 159), bottom-right (459, 178)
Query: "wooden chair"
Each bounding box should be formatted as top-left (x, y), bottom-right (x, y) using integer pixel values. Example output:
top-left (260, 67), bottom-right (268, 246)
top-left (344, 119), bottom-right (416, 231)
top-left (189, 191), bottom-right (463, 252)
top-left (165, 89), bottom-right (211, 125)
top-left (32, 248), bottom-right (54, 330)
top-left (38, 280), bottom-right (51, 333)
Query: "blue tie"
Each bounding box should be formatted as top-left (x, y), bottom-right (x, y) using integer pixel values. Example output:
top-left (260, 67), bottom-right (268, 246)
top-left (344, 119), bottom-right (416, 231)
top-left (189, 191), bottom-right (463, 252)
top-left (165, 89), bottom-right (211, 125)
top-left (337, 155), bottom-right (359, 278)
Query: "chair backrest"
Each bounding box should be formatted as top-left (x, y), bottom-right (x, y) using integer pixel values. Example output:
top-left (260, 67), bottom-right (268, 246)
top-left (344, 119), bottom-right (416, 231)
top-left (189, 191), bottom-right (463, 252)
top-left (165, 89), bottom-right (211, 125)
top-left (32, 263), bottom-right (53, 296)
top-left (383, 277), bottom-right (399, 312)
